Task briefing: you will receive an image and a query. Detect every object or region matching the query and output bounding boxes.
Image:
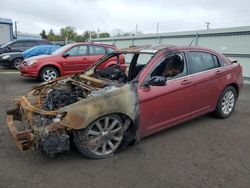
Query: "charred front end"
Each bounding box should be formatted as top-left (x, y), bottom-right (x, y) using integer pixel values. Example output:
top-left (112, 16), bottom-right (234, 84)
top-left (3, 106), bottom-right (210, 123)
top-left (6, 72), bottom-right (128, 155)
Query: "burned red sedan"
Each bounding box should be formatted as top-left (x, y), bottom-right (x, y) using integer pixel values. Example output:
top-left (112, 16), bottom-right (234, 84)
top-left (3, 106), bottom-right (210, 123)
top-left (6, 45), bottom-right (243, 159)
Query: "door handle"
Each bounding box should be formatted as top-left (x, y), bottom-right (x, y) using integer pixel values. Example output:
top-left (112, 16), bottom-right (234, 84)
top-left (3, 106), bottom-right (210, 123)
top-left (215, 70), bottom-right (222, 75)
top-left (82, 57), bottom-right (87, 60)
top-left (181, 79), bottom-right (191, 85)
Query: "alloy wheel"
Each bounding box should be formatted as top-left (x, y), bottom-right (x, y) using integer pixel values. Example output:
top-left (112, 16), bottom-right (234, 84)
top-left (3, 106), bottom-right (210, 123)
top-left (86, 116), bottom-right (123, 156)
top-left (43, 69), bottom-right (57, 81)
top-left (221, 90), bottom-right (235, 115)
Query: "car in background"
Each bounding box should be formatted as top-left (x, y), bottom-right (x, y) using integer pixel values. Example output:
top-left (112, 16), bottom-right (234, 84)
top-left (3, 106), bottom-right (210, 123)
top-left (23, 44), bottom-right (61, 59)
top-left (19, 42), bottom-right (125, 81)
top-left (6, 45), bottom-right (243, 159)
top-left (0, 39), bottom-right (52, 54)
top-left (0, 45), bottom-right (60, 69)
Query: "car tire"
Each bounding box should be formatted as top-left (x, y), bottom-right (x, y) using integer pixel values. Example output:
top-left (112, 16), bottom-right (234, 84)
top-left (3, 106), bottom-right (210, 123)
top-left (40, 67), bottom-right (59, 82)
top-left (73, 115), bottom-right (124, 159)
top-left (12, 58), bottom-right (23, 69)
top-left (214, 86), bottom-right (237, 119)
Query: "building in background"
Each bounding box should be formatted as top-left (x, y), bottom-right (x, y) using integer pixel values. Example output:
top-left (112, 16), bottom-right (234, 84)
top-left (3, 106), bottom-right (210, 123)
top-left (0, 18), bottom-right (14, 45)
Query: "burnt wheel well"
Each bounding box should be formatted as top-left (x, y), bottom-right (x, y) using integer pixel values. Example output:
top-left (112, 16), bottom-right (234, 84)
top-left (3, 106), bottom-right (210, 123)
top-left (39, 65), bottom-right (61, 77)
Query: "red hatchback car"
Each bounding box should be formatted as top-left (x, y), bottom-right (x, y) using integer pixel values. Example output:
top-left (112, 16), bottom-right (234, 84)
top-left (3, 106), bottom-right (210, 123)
top-left (7, 45), bottom-right (243, 159)
top-left (19, 42), bottom-right (124, 81)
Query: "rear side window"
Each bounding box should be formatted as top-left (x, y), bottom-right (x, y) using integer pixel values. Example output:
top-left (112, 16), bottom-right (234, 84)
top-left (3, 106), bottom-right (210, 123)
top-left (66, 45), bottom-right (87, 56)
top-left (10, 42), bottom-right (25, 48)
top-left (37, 40), bottom-right (51, 45)
top-left (24, 41), bottom-right (37, 47)
top-left (188, 52), bottom-right (218, 74)
top-left (89, 45), bottom-right (106, 55)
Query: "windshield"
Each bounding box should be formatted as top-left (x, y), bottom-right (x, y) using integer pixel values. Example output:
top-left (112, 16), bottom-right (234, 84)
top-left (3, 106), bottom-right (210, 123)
top-left (52, 44), bottom-right (74, 55)
top-left (0, 41), bottom-right (14, 48)
top-left (92, 52), bottom-right (155, 82)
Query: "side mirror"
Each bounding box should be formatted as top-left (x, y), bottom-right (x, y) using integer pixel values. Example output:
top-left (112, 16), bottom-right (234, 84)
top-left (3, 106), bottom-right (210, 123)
top-left (144, 76), bottom-right (167, 87)
top-left (62, 53), bottom-right (69, 58)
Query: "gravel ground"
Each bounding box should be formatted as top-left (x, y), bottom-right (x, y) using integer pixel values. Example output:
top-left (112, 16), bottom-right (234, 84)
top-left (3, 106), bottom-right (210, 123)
top-left (0, 67), bottom-right (249, 188)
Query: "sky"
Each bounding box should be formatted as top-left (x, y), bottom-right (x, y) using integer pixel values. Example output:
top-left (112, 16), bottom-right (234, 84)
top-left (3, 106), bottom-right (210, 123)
top-left (1, 0), bottom-right (250, 35)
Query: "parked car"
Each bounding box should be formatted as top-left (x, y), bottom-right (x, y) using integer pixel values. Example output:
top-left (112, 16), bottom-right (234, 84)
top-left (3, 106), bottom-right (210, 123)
top-left (19, 42), bottom-right (123, 81)
top-left (0, 45), bottom-right (60, 69)
top-left (0, 39), bottom-right (52, 54)
top-left (6, 45), bottom-right (243, 159)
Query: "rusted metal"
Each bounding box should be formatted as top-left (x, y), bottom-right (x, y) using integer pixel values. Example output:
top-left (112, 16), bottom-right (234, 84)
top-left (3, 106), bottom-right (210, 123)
top-left (79, 75), bottom-right (105, 88)
top-left (19, 96), bottom-right (57, 116)
top-left (6, 114), bottom-right (35, 151)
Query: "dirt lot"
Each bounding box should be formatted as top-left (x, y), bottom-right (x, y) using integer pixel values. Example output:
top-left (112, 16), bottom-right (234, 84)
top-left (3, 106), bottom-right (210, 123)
top-left (0, 67), bottom-right (249, 188)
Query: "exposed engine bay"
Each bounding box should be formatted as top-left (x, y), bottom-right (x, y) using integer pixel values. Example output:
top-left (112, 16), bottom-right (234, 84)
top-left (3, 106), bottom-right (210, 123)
top-left (35, 69), bottom-right (126, 112)
top-left (7, 70), bottom-right (128, 155)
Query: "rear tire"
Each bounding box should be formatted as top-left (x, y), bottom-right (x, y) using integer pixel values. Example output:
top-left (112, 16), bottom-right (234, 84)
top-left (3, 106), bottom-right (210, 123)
top-left (40, 67), bottom-right (59, 82)
top-left (73, 115), bottom-right (124, 159)
top-left (214, 86), bottom-right (237, 119)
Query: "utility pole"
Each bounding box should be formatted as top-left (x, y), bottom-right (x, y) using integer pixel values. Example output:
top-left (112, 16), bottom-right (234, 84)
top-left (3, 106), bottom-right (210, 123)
top-left (156, 22), bottom-right (160, 44)
top-left (205, 22), bottom-right (210, 30)
top-left (135, 24), bottom-right (138, 35)
top-left (14, 21), bottom-right (19, 39)
top-left (156, 22), bottom-right (159, 35)
top-left (97, 28), bottom-right (100, 39)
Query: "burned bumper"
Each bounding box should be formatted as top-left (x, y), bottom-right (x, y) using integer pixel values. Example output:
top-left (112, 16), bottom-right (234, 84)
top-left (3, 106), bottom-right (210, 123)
top-left (6, 113), bottom-right (34, 151)
top-left (6, 97), bottom-right (70, 154)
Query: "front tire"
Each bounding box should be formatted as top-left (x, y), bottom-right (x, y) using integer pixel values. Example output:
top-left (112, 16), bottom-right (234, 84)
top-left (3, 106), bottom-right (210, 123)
top-left (12, 58), bottom-right (23, 69)
top-left (40, 67), bottom-right (59, 82)
top-left (73, 115), bottom-right (124, 159)
top-left (215, 86), bottom-right (237, 119)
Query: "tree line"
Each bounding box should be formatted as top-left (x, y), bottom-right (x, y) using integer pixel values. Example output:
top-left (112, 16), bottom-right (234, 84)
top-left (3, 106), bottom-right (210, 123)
top-left (39, 26), bottom-right (110, 42)
top-left (40, 26), bottom-right (142, 42)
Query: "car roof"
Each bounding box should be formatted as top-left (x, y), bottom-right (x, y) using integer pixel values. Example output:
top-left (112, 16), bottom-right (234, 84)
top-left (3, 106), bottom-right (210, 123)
top-left (12, 39), bottom-right (50, 42)
top-left (70, 42), bottom-right (116, 48)
top-left (115, 44), bottom-right (219, 55)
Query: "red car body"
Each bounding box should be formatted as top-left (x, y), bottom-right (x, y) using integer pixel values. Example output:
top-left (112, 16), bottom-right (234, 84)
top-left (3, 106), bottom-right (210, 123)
top-left (7, 45), bottom-right (243, 159)
top-left (19, 42), bottom-right (125, 81)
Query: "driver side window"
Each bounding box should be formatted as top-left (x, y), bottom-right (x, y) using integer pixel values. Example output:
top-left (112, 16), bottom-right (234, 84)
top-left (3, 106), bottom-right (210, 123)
top-left (151, 53), bottom-right (187, 80)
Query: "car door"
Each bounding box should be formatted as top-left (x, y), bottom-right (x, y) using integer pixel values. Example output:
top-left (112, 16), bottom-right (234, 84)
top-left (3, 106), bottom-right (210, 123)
top-left (186, 51), bottom-right (222, 117)
top-left (60, 45), bottom-right (91, 74)
top-left (138, 52), bottom-right (194, 137)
